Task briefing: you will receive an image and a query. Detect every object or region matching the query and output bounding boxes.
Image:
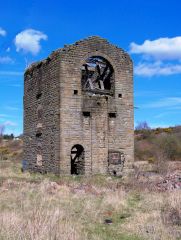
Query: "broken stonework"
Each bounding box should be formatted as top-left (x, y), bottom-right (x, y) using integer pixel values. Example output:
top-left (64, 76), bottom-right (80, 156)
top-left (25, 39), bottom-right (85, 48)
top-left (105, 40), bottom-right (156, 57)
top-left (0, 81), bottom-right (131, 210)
top-left (23, 36), bottom-right (134, 176)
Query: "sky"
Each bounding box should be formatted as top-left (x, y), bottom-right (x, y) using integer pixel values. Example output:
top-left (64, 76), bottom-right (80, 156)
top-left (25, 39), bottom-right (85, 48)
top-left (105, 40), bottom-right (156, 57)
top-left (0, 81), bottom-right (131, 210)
top-left (0, 0), bottom-right (181, 136)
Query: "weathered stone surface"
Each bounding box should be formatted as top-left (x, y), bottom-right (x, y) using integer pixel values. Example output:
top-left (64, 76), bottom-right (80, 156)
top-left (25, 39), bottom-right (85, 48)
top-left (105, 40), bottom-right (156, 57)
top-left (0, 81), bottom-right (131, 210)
top-left (23, 36), bottom-right (134, 176)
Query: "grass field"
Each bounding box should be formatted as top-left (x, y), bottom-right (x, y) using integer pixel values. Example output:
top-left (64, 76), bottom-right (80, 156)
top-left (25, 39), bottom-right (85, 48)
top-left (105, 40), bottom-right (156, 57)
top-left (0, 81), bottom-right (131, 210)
top-left (0, 159), bottom-right (181, 240)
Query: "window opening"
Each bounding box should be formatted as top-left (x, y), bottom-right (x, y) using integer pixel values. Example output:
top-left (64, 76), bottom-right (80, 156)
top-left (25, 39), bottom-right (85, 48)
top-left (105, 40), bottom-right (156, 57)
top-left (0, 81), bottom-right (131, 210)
top-left (36, 132), bottom-right (42, 138)
top-left (109, 113), bottom-right (116, 118)
top-left (83, 111), bottom-right (91, 117)
top-left (82, 56), bottom-right (114, 94)
top-left (36, 93), bottom-right (42, 99)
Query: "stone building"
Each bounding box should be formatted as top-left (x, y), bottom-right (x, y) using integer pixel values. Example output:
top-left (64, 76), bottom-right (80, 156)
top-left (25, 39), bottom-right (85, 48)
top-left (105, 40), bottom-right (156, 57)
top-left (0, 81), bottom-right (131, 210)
top-left (23, 36), bottom-right (134, 176)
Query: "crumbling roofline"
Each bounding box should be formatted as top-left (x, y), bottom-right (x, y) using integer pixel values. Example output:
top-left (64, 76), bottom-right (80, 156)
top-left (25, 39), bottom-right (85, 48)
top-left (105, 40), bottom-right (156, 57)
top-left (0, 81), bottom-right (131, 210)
top-left (24, 36), bottom-right (132, 76)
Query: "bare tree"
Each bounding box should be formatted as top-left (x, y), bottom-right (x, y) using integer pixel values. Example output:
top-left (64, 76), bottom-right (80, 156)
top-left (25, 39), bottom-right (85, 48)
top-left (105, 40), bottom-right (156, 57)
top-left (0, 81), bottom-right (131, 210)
top-left (135, 121), bottom-right (151, 130)
top-left (0, 124), bottom-right (5, 143)
top-left (0, 124), bottom-right (5, 136)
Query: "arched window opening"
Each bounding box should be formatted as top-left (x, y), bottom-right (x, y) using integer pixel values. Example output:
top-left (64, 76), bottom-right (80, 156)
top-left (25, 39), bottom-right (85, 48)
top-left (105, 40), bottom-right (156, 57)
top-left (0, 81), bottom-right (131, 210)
top-left (82, 56), bottom-right (114, 95)
top-left (71, 144), bottom-right (85, 175)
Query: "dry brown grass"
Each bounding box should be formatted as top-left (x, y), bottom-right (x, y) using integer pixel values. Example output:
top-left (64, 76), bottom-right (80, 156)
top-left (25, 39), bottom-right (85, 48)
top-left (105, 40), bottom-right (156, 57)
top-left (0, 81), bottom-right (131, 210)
top-left (0, 162), bottom-right (181, 240)
top-left (122, 191), bottom-right (181, 240)
top-left (0, 136), bottom-right (181, 239)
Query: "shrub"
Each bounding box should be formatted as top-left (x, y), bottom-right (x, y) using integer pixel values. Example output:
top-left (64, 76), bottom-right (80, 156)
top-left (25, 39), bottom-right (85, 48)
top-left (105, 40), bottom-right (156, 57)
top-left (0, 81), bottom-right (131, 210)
top-left (173, 125), bottom-right (181, 133)
top-left (163, 127), bottom-right (173, 133)
top-left (135, 129), bottom-right (152, 140)
top-left (147, 157), bottom-right (155, 163)
top-left (9, 140), bottom-right (20, 148)
top-left (0, 147), bottom-right (10, 160)
top-left (141, 129), bottom-right (152, 139)
top-left (155, 134), bottom-right (179, 160)
top-left (134, 148), bottom-right (154, 161)
top-left (11, 151), bottom-right (18, 160)
top-left (176, 147), bottom-right (181, 161)
top-left (3, 134), bottom-right (14, 140)
top-left (134, 129), bottom-right (140, 135)
top-left (154, 151), bottom-right (169, 175)
top-left (12, 151), bottom-right (18, 157)
top-left (135, 151), bottom-right (144, 161)
top-left (161, 198), bottom-right (181, 226)
top-left (18, 151), bottom-right (23, 158)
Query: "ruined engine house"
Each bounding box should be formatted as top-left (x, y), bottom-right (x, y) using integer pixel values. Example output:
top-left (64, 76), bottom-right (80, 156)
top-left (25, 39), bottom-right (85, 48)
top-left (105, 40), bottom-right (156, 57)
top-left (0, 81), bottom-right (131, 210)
top-left (24, 36), bottom-right (134, 176)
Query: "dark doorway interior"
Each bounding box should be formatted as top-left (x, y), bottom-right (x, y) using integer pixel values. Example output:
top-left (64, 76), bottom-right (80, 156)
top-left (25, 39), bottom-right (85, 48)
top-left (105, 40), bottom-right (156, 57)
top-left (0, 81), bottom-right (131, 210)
top-left (71, 144), bottom-right (85, 175)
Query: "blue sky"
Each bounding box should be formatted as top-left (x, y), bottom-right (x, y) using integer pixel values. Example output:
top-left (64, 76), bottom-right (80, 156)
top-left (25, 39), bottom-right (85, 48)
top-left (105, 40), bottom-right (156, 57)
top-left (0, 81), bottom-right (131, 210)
top-left (0, 0), bottom-right (181, 136)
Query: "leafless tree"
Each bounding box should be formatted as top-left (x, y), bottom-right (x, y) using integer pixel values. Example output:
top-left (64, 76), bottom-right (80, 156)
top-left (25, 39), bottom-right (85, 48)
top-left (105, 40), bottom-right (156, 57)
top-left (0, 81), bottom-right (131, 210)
top-left (0, 124), bottom-right (5, 142)
top-left (135, 121), bottom-right (151, 130)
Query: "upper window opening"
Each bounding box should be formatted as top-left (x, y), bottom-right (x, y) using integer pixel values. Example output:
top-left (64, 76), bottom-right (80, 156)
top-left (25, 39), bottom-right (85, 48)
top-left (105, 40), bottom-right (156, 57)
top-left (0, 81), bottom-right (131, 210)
top-left (36, 93), bottom-right (42, 99)
top-left (109, 113), bottom-right (116, 118)
top-left (36, 132), bottom-right (42, 138)
top-left (83, 111), bottom-right (91, 117)
top-left (82, 56), bottom-right (114, 95)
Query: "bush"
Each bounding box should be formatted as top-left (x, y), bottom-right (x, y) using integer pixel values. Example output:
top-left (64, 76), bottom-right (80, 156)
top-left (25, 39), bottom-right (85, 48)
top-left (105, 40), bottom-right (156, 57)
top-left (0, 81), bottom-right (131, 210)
top-left (173, 125), bottom-right (181, 133)
top-left (163, 127), bottom-right (173, 133)
top-left (0, 147), bottom-right (10, 160)
top-left (161, 202), bottom-right (181, 226)
top-left (3, 134), bottom-right (14, 140)
top-left (147, 157), bottom-right (155, 163)
top-left (141, 129), bottom-right (152, 139)
top-left (11, 151), bottom-right (18, 159)
top-left (18, 151), bottom-right (23, 158)
top-left (176, 147), bottom-right (181, 161)
top-left (135, 148), bottom-right (154, 161)
top-left (135, 129), bottom-right (152, 140)
top-left (156, 134), bottom-right (179, 160)
top-left (154, 151), bottom-right (169, 175)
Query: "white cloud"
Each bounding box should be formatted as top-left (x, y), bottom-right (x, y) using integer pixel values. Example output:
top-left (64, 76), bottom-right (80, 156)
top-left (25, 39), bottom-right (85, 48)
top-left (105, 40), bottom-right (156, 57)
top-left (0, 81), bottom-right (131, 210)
top-left (4, 121), bottom-right (18, 127)
top-left (130, 36), bottom-right (181, 76)
top-left (0, 56), bottom-right (14, 64)
top-left (0, 71), bottom-right (23, 76)
top-left (5, 106), bottom-right (21, 111)
top-left (15, 29), bottom-right (47, 55)
top-left (8, 84), bottom-right (22, 87)
top-left (0, 27), bottom-right (6, 36)
top-left (130, 37), bottom-right (181, 60)
top-left (135, 61), bottom-right (181, 77)
top-left (0, 114), bottom-right (9, 117)
top-left (6, 47), bottom-right (10, 52)
top-left (141, 97), bottom-right (181, 109)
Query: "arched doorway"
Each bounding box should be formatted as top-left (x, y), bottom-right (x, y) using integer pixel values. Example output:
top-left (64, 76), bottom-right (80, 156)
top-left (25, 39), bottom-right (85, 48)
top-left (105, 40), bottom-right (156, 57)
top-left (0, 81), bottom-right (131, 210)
top-left (71, 145), bottom-right (85, 175)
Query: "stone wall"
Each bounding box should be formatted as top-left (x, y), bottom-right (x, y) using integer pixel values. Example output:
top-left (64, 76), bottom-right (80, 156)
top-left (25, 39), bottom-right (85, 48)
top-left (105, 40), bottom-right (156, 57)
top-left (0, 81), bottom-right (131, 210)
top-left (24, 54), bottom-right (60, 175)
top-left (24, 36), bottom-right (134, 176)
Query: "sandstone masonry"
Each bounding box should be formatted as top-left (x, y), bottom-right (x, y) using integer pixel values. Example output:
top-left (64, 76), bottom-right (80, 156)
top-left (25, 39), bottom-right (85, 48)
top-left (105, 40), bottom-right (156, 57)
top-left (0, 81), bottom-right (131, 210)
top-left (23, 36), bottom-right (134, 176)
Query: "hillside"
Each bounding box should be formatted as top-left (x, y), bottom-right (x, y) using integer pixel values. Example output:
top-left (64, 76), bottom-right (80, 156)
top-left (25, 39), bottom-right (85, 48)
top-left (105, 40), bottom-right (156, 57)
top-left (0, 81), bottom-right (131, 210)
top-left (134, 125), bottom-right (181, 174)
